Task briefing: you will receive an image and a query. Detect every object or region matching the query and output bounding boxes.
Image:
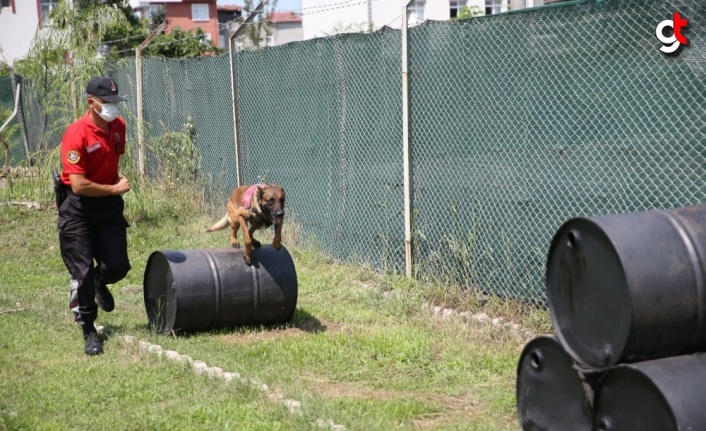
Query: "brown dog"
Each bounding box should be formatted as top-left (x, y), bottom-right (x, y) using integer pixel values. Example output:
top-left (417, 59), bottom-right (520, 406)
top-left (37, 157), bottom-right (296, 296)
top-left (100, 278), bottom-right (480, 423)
top-left (207, 183), bottom-right (285, 265)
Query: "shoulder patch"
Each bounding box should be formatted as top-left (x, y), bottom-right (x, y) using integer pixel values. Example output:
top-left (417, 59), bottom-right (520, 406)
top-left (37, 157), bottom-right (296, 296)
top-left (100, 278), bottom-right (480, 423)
top-left (66, 150), bottom-right (80, 164)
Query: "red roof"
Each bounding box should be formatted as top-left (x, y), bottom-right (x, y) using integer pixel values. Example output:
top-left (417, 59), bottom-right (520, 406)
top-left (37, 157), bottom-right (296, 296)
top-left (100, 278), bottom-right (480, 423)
top-left (267, 11), bottom-right (301, 23)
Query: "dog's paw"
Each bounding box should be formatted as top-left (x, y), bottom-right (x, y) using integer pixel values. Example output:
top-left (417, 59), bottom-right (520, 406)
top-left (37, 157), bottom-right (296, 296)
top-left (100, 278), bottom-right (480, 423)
top-left (231, 242), bottom-right (240, 249)
top-left (243, 255), bottom-right (252, 266)
top-left (252, 240), bottom-right (261, 249)
top-left (273, 239), bottom-right (282, 250)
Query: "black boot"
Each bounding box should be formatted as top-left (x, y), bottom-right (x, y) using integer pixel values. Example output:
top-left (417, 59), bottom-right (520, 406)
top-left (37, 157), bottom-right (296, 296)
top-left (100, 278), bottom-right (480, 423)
top-left (83, 323), bottom-right (103, 356)
top-left (95, 279), bottom-right (115, 312)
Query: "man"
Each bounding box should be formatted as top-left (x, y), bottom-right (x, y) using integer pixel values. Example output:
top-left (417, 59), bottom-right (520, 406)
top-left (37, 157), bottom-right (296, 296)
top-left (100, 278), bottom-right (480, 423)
top-left (57, 76), bottom-right (132, 355)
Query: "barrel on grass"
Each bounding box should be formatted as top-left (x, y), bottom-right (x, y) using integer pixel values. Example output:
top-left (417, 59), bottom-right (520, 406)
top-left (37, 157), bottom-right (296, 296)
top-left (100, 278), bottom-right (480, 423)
top-left (516, 335), bottom-right (596, 431)
top-left (546, 204), bottom-right (706, 368)
top-left (593, 353), bottom-right (706, 431)
top-left (143, 245), bottom-right (298, 333)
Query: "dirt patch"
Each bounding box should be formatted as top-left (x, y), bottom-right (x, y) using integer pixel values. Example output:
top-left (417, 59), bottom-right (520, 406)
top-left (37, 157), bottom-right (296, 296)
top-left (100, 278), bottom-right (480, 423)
top-left (299, 376), bottom-right (487, 429)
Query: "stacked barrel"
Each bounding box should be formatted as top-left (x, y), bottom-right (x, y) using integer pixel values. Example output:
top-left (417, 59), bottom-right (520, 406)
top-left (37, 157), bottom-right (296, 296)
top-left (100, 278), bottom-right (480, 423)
top-left (516, 205), bottom-right (706, 431)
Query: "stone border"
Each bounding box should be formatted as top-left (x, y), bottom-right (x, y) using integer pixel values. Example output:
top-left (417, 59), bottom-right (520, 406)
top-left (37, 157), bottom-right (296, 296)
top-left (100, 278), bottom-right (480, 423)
top-left (120, 335), bottom-right (346, 431)
top-left (421, 302), bottom-right (536, 339)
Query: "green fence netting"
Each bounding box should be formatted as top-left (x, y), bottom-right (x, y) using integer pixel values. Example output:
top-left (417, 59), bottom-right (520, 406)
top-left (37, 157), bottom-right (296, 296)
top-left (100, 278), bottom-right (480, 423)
top-left (6, 0), bottom-right (706, 305)
top-left (236, 27), bottom-right (404, 271)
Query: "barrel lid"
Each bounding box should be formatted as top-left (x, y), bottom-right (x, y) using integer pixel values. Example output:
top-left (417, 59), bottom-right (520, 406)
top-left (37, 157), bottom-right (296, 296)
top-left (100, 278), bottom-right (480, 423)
top-left (516, 335), bottom-right (593, 431)
top-left (593, 364), bottom-right (676, 431)
top-left (143, 251), bottom-right (178, 333)
top-left (546, 217), bottom-right (631, 368)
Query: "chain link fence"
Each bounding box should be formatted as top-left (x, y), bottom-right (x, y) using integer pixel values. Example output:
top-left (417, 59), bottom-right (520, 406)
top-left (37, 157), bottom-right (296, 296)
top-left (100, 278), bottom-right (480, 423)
top-left (3, 0), bottom-right (705, 305)
top-left (410, 0), bottom-right (706, 302)
top-left (236, 28), bottom-right (405, 272)
top-left (110, 57), bottom-right (238, 198)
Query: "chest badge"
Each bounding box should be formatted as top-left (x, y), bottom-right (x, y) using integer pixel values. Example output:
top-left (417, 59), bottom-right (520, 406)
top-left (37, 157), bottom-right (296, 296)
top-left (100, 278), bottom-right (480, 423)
top-left (66, 150), bottom-right (80, 164)
top-left (86, 142), bottom-right (101, 153)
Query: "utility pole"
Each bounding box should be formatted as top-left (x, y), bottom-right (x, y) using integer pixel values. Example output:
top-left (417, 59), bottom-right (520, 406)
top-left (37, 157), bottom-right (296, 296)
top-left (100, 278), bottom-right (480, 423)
top-left (367, 0), bottom-right (373, 32)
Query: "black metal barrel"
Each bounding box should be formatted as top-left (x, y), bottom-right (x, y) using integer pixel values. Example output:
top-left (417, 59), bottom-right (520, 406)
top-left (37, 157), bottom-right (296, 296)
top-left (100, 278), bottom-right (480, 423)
top-left (516, 335), bottom-right (595, 431)
top-left (143, 245), bottom-right (298, 333)
top-left (593, 353), bottom-right (706, 431)
top-left (546, 205), bottom-right (706, 368)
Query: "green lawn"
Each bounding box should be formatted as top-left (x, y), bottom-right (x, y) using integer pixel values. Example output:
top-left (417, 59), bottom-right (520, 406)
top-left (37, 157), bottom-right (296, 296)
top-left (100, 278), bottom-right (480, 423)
top-left (0, 188), bottom-right (549, 431)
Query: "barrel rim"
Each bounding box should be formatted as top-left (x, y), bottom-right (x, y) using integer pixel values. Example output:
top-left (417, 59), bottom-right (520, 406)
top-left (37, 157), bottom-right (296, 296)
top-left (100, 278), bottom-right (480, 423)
top-left (516, 334), bottom-right (593, 430)
top-left (594, 363), bottom-right (676, 429)
top-left (545, 216), bottom-right (631, 368)
top-left (143, 250), bottom-right (177, 333)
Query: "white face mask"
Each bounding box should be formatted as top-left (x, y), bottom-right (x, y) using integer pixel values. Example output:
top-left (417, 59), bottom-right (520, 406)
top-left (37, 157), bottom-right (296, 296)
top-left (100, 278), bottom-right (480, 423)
top-left (93, 101), bottom-right (120, 122)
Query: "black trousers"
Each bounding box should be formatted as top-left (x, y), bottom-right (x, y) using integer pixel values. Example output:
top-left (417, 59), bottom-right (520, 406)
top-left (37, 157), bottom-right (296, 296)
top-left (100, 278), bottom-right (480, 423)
top-left (58, 192), bottom-right (131, 325)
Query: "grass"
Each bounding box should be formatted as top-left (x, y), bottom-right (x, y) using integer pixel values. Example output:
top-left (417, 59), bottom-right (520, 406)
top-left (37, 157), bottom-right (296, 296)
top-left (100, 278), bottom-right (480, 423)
top-left (0, 172), bottom-right (551, 431)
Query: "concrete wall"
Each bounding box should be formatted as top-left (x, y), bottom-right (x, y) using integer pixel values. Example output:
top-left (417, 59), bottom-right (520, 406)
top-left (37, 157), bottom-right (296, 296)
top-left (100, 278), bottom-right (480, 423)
top-left (0, 0), bottom-right (40, 65)
top-left (301, 0), bottom-right (554, 41)
top-left (272, 21), bottom-right (303, 46)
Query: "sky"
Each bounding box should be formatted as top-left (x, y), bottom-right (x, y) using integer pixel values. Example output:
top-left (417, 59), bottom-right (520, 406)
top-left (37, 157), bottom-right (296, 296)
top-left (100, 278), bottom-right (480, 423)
top-left (216, 0), bottom-right (302, 13)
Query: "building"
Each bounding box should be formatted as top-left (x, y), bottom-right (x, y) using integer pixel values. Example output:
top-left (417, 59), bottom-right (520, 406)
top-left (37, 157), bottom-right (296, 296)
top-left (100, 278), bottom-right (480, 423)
top-left (217, 4), bottom-right (242, 48)
top-left (265, 11), bottom-right (303, 47)
top-left (0, 0), bottom-right (55, 66)
top-left (301, 0), bottom-right (568, 40)
top-left (231, 10), bottom-right (303, 50)
top-left (129, 0), bottom-right (220, 43)
top-left (0, 0), bottom-right (226, 66)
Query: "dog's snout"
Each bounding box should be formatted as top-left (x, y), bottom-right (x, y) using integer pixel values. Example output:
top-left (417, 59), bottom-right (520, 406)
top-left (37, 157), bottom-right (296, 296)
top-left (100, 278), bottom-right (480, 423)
top-left (275, 210), bottom-right (285, 216)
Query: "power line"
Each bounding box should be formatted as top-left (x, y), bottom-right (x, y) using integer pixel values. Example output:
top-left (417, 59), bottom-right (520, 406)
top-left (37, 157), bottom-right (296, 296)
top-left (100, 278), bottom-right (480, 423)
top-left (109, 0), bottom-right (384, 50)
top-left (235, 0), bottom-right (379, 16)
top-left (101, 31), bottom-right (152, 46)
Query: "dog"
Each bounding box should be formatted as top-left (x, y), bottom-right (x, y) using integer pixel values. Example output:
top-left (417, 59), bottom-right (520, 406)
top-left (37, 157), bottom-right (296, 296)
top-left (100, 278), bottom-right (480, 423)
top-left (207, 183), bottom-right (285, 265)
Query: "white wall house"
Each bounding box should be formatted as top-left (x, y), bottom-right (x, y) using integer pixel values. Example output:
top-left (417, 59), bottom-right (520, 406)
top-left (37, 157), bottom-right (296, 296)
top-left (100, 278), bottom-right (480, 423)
top-left (266, 12), bottom-right (303, 47)
top-left (301, 0), bottom-right (563, 41)
top-left (0, 0), bottom-right (58, 66)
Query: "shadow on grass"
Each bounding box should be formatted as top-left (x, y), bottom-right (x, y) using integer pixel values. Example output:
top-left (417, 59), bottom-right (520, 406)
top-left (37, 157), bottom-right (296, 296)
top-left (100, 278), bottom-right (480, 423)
top-left (140, 307), bottom-right (326, 338)
top-left (98, 324), bottom-right (124, 341)
top-left (289, 307), bottom-right (326, 333)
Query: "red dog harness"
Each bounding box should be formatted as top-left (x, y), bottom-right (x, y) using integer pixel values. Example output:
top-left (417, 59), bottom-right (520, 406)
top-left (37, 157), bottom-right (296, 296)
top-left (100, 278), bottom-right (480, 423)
top-left (241, 184), bottom-right (259, 209)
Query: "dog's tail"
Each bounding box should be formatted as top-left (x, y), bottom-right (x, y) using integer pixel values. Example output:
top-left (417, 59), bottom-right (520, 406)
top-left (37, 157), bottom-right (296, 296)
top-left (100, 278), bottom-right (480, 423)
top-left (206, 214), bottom-right (230, 232)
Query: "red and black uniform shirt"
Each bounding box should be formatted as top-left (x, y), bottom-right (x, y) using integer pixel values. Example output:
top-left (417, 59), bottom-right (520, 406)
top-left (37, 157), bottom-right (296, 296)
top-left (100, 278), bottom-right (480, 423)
top-left (60, 111), bottom-right (126, 186)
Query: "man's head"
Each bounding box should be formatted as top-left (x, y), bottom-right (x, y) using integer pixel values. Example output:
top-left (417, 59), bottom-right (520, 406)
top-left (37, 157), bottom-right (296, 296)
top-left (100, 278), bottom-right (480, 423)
top-left (86, 77), bottom-right (126, 123)
top-left (86, 77), bottom-right (126, 103)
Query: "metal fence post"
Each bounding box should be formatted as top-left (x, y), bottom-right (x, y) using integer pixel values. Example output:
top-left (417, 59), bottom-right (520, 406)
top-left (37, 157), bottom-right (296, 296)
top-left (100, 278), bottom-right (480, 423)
top-left (402, 2), bottom-right (413, 278)
top-left (229, 2), bottom-right (264, 188)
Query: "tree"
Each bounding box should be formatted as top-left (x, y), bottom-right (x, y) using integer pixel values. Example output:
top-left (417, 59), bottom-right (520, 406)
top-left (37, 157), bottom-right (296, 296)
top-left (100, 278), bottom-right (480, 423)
top-left (87, 0), bottom-right (148, 60)
top-left (14, 0), bottom-right (127, 128)
top-left (0, 105), bottom-right (21, 177)
top-left (74, 0), bottom-right (222, 60)
top-left (144, 27), bottom-right (221, 58)
top-left (236, 0), bottom-right (279, 50)
top-left (458, 6), bottom-right (484, 19)
top-left (323, 20), bottom-right (371, 37)
top-left (148, 7), bottom-right (167, 31)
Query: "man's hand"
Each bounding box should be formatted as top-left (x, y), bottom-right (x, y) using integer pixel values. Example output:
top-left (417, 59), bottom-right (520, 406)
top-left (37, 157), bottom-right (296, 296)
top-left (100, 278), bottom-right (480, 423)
top-left (114, 176), bottom-right (131, 195)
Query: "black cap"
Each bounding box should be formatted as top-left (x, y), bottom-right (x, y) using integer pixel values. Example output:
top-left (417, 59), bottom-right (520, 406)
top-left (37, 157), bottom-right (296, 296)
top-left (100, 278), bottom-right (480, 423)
top-left (86, 77), bottom-right (127, 103)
